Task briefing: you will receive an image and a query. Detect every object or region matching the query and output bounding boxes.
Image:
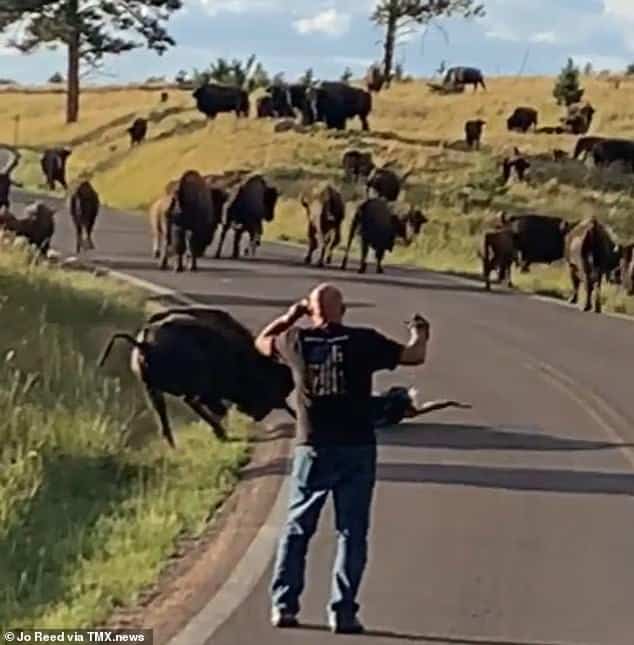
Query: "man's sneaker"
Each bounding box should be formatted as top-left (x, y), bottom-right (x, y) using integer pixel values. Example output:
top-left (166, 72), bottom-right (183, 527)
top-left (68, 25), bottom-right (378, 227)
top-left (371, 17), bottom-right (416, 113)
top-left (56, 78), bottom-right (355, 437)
top-left (328, 613), bottom-right (365, 635)
top-left (271, 607), bottom-right (299, 628)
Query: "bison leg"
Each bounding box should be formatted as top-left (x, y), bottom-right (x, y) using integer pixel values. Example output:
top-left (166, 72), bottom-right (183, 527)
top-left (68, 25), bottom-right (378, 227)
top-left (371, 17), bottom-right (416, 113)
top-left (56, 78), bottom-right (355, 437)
top-left (358, 239), bottom-right (369, 274)
top-left (592, 272), bottom-right (603, 313)
top-left (568, 265), bottom-right (580, 305)
top-left (360, 114), bottom-right (370, 131)
top-left (231, 229), bottom-right (243, 260)
top-left (185, 397), bottom-right (227, 441)
top-left (483, 258), bottom-right (491, 291)
top-left (215, 224), bottom-right (229, 258)
top-left (146, 387), bottom-right (176, 448)
top-left (375, 249), bottom-right (385, 274)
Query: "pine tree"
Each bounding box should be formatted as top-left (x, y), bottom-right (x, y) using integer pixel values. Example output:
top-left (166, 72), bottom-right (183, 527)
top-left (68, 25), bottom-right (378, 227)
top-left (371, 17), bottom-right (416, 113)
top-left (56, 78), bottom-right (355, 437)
top-left (340, 67), bottom-right (353, 84)
top-left (553, 58), bottom-right (584, 106)
top-left (371, 1), bottom-right (484, 87)
top-left (0, 1), bottom-right (183, 123)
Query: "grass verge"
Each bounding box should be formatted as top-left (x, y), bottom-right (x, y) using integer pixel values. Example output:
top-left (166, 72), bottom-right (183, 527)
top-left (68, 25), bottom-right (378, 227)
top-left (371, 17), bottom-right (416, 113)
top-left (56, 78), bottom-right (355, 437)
top-left (0, 247), bottom-right (249, 629)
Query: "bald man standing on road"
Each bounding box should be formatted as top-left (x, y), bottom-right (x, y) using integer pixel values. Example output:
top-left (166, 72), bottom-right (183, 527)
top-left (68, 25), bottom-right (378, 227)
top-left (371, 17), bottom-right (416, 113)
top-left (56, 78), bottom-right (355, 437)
top-left (256, 283), bottom-right (429, 634)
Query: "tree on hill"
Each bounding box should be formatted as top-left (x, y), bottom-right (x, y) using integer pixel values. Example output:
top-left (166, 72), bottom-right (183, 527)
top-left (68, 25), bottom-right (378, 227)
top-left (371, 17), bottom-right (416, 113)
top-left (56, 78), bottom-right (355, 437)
top-left (0, 1), bottom-right (183, 124)
top-left (340, 67), bottom-right (353, 84)
top-left (299, 68), bottom-right (315, 86)
top-left (626, 63), bottom-right (634, 76)
top-left (202, 55), bottom-right (271, 92)
top-left (48, 72), bottom-right (64, 84)
top-left (553, 57), bottom-right (584, 106)
top-left (371, 0), bottom-right (485, 88)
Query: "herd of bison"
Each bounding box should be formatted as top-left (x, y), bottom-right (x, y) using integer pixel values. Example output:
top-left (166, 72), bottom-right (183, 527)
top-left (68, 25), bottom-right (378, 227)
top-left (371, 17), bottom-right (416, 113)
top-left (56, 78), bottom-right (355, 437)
top-left (1, 72), bottom-right (634, 315)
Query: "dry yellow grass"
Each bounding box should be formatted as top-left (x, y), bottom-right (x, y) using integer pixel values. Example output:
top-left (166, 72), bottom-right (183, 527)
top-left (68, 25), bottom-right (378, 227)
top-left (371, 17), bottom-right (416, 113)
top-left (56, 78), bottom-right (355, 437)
top-left (4, 76), bottom-right (634, 313)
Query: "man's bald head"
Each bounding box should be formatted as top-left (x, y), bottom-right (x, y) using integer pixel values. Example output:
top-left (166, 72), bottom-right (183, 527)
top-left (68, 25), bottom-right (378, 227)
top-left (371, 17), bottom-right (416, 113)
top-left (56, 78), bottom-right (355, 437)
top-left (308, 283), bottom-right (345, 325)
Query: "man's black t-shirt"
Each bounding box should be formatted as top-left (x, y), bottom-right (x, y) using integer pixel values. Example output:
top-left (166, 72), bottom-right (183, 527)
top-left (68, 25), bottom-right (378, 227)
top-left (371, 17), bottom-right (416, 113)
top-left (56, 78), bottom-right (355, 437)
top-left (275, 323), bottom-right (404, 445)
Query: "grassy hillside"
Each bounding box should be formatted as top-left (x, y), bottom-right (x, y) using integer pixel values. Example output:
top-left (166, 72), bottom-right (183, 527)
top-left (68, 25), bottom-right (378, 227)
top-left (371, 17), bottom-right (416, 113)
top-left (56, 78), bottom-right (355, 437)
top-left (4, 76), bottom-right (634, 314)
top-left (0, 245), bottom-right (248, 628)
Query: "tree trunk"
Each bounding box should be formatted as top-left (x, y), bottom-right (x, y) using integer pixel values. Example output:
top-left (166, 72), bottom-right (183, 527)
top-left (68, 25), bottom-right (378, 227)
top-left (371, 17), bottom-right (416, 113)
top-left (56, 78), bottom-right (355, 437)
top-left (382, 13), bottom-right (397, 89)
top-left (66, 0), bottom-right (80, 124)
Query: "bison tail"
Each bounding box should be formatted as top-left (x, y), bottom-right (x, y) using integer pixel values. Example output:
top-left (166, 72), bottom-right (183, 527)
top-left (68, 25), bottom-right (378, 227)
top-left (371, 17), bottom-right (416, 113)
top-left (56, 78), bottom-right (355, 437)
top-left (98, 333), bottom-right (146, 367)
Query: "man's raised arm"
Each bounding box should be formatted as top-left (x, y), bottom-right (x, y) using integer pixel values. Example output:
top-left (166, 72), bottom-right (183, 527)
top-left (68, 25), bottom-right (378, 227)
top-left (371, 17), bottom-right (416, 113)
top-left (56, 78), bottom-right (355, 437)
top-left (255, 300), bottom-right (309, 357)
top-left (399, 314), bottom-right (430, 366)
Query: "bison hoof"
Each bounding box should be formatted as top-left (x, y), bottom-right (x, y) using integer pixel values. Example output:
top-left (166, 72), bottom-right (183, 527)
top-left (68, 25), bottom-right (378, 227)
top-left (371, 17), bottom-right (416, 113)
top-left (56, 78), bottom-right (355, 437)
top-left (303, 256), bottom-right (311, 265)
top-left (175, 266), bottom-right (184, 273)
top-left (583, 303), bottom-right (592, 312)
top-left (358, 266), bottom-right (367, 274)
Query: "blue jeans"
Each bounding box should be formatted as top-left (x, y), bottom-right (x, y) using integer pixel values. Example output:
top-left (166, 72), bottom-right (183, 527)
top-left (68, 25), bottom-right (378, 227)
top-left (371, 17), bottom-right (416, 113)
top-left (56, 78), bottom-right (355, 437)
top-left (270, 444), bottom-right (377, 618)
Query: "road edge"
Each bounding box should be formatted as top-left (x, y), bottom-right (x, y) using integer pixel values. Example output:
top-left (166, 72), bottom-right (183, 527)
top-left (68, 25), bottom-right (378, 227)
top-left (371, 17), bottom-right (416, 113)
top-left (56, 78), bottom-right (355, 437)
top-left (94, 265), bottom-right (291, 645)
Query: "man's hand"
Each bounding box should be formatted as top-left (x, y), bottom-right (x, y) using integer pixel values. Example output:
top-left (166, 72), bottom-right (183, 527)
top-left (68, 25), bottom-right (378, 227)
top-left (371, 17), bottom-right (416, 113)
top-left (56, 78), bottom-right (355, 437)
top-left (285, 299), bottom-right (310, 323)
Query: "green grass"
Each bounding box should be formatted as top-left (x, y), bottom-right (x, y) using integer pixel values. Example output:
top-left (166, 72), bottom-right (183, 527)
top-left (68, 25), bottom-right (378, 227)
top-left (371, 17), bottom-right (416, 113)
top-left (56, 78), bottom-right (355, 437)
top-left (0, 246), bottom-right (249, 629)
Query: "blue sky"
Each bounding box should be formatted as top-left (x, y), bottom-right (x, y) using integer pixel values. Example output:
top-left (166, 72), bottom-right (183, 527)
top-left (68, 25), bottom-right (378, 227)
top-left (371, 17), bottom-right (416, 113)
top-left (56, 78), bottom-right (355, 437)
top-left (2, 0), bottom-right (634, 83)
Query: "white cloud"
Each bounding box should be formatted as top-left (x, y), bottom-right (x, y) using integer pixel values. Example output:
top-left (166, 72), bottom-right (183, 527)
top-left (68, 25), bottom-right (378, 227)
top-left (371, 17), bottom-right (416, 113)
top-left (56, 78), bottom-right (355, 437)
top-left (293, 9), bottom-right (350, 37)
top-left (197, 0), bottom-right (280, 15)
top-left (530, 31), bottom-right (557, 44)
top-left (603, 0), bottom-right (634, 22)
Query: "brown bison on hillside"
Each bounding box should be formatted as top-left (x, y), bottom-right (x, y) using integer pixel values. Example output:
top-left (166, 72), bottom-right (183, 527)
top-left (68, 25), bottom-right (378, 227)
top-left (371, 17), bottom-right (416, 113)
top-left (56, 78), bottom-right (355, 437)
top-left (342, 149), bottom-right (375, 182)
top-left (127, 118), bottom-right (148, 146)
top-left (443, 67), bottom-right (486, 91)
top-left (193, 84), bottom-right (250, 119)
top-left (367, 165), bottom-right (413, 202)
top-left (341, 198), bottom-right (427, 274)
top-left (465, 119), bottom-right (486, 149)
top-left (507, 107), bottom-right (538, 133)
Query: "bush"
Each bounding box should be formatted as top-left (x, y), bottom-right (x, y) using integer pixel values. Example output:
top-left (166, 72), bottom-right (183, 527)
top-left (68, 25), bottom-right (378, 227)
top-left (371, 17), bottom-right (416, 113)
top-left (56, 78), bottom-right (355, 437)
top-left (340, 67), bottom-right (353, 84)
top-left (48, 72), bottom-right (64, 84)
top-left (626, 64), bottom-right (634, 76)
top-left (553, 58), bottom-right (584, 106)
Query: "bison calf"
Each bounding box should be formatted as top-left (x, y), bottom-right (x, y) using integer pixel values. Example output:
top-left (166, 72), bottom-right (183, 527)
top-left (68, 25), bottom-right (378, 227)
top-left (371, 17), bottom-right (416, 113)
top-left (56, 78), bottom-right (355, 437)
top-left (70, 181), bottom-right (100, 253)
top-left (465, 119), bottom-right (486, 149)
top-left (41, 148), bottom-right (71, 191)
top-left (507, 107), bottom-right (538, 133)
top-left (342, 149), bottom-right (375, 182)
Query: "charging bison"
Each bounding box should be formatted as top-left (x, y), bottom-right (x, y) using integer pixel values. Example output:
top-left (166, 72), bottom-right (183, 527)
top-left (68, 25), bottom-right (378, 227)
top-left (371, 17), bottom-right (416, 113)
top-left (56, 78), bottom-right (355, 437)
top-left (98, 307), bottom-right (295, 447)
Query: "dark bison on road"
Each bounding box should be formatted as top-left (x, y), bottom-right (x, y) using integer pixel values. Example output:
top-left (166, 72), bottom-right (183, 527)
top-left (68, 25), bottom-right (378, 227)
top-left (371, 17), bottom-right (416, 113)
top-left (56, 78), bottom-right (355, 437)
top-left (367, 166), bottom-right (413, 202)
top-left (70, 180), bottom-right (100, 253)
top-left (507, 107), bottom-right (538, 133)
top-left (482, 227), bottom-right (515, 291)
top-left (216, 174), bottom-right (279, 259)
top-left (565, 218), bottom-right (620, 313)
top-left (301, 183), bottom-right (346, 267)
top-left (193, 84), bottom-right (250, 119)
top-left (41, 148), bottom-right (71, 191)
top-left (98, 307), bottom-right (295, 446)
top-left (341, 198), bottom-right (427, 274)
top-left (160, 170), bottom-right (227, 272)
top-left (0, 201), bottom-right (56, 255)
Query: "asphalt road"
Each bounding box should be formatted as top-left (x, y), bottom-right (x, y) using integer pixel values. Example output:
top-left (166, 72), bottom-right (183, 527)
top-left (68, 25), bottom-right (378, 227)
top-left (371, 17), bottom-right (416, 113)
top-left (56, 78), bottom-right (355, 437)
top-left (13, 191), bottom-right (634, 645)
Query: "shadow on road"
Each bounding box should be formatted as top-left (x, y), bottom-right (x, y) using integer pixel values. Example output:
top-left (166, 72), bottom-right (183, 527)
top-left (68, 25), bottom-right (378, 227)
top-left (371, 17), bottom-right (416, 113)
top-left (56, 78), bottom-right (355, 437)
top-left (378, 423), bottom-right (634, 452)
top-left (300, 623), bottom-right (567, 645)
top-left (378, 462), bottom-right (634, 496)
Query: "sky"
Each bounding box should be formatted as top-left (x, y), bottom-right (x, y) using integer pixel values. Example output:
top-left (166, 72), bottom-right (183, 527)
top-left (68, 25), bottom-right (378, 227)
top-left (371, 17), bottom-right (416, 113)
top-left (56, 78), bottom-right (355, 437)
top-left (2, 0), bottom-right (634, 84)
